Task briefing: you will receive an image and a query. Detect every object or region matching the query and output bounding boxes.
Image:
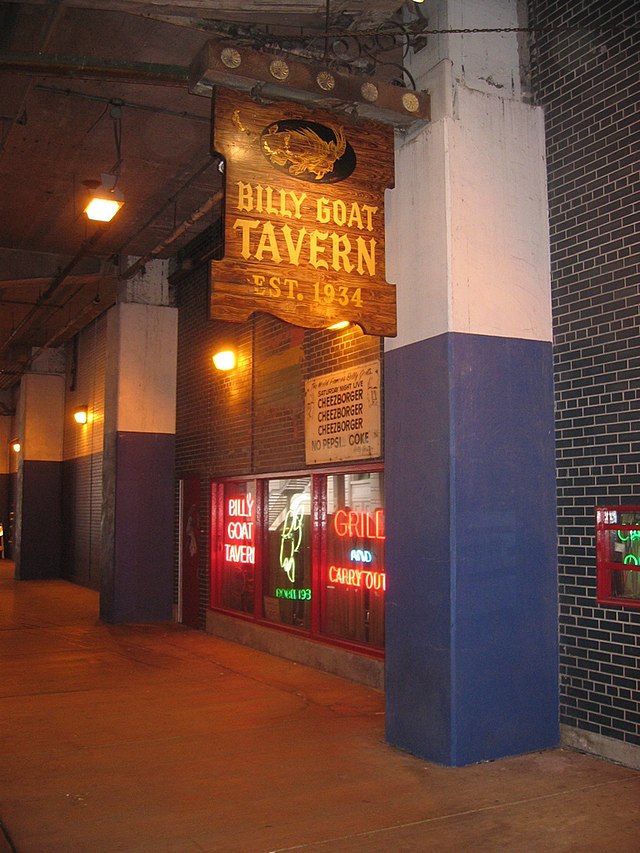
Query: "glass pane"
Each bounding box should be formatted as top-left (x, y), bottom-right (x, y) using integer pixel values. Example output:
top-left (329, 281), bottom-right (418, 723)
top-left (220, 481), bottom-right (256, 614)
top-left (607, 524), bottom-right (640, 566)
top-left (263, 477), bottom-right (312, 629)
top-left (610, 569), bottom-right (640, 600)
top-left (323, 472), bottom-right (385, 648)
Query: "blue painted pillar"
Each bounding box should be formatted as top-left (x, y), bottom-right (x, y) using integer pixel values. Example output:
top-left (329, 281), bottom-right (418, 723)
top-left (383, 52), bottom-right (558, 765)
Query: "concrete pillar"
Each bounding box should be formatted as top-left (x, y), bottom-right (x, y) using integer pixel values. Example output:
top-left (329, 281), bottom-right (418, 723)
top-left (101, 260), bottom-right (178, 622)
top-left (384, 0), bottom-right (558, 765)
top-left (13, 370), bottom-right (65, 578)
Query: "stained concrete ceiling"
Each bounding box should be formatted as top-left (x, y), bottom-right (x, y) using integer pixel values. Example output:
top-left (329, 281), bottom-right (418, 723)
top-left (0, 0), bottom-right (428, 395)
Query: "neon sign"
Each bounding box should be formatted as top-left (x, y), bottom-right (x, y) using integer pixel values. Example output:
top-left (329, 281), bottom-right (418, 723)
top-left (279, 494), bottom-right (305, 583)
top-left (623, 555), bottom-right (639, 565)
top-left (350, 548), bottom-right (373, 563)
top-left (334, 508), bottom-right (384, 539)
top-left (329, 565), bottom-right (386, 591)
top-left (224, 493), bottom-right (255, 564)
top-left (275, 587), bottom-right (312, 600)
top-left (617, 530), bottom-right (640, 542)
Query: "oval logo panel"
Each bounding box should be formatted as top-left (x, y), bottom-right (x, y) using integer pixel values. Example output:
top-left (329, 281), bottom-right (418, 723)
top-left (260, 120), bottom-right (356, 184)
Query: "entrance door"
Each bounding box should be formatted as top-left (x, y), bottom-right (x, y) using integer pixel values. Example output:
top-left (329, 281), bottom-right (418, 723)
top-left (180, 477), bottom-right (201, 628)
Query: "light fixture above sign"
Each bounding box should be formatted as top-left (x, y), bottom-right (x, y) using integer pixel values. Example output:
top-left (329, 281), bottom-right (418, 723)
top-left (212, 348), bottom-right (236, 371)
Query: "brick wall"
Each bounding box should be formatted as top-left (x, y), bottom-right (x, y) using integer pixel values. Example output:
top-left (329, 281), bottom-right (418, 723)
top-left (174, 224), bottom-right (382, 626)
top-left (530, 0), bottom-right (640, 748)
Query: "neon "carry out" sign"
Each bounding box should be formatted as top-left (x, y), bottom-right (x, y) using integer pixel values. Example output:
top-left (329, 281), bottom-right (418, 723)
top-left (328, 565), bottom-right (386, 590)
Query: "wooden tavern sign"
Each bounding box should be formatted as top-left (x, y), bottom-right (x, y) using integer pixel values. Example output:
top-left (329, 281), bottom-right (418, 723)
top-left (209, 87), bottom-right (396, 336)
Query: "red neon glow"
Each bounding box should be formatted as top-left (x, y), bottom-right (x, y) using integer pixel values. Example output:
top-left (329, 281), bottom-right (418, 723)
top-left (333, 508), bottom-right (385, 540)
top-left (225, 493), bottom-right (255, 564)
top-left (328, 565), bottom-right (386, 591)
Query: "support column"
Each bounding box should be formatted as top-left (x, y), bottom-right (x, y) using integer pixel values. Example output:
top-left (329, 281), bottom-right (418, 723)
top-left (101, 260), bottom-right (177, 622)
top-left (13, 370), bottom-right (65, 578)
top-left (384, 1), bottom-right (558, 765)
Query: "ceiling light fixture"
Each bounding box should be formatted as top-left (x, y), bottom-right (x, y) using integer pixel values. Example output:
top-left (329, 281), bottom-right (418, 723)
top-left (10, 438), bottom-right (20, 453)
top-left (84, 173), bottom-right (124, 222)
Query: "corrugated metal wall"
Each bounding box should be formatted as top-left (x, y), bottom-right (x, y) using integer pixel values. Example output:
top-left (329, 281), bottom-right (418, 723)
top-left (62, 315), bottom-right (107, 588)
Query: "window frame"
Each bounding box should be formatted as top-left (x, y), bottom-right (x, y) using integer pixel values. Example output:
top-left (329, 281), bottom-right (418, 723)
top-left (595, 505), bottom-right (640, 610)
top-left (210, 463), bottom-right (385, 657)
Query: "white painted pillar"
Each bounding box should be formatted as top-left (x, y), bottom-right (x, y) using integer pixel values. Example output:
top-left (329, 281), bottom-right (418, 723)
top-left (384, 0), bottom-right (558, 765)
top-left (101, 260), bottom-right (178, 622)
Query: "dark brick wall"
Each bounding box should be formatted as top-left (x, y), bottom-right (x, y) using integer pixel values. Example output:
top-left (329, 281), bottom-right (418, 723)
top-left (173, 226), bottom-right (382, 627)
top-left (530, 0), bottom-right (640, 747)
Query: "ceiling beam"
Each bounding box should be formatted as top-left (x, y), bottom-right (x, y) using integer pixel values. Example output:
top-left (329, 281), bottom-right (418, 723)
top-left (0, 51), bottom-right (189, 86)
top-left (189, 38), bottom-right (430, 127)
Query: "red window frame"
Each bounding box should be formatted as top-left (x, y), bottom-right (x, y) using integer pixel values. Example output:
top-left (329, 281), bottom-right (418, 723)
top-left (595, 505), bottom-right (640, 610)
top-left (210, 465), bottom-right (385, 657)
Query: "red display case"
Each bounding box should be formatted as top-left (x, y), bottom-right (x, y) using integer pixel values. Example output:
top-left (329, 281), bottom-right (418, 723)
top-left (595, 506), bottom-right (640, 609)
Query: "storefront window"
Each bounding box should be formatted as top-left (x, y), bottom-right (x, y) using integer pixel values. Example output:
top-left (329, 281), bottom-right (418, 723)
top-left (596, 506), bottom-right (640, 608)
top-left (211, 468), bottom-right (385, 652)
top-left (263, 477), bottom-right (312, 629)
top-left (322, 472), bottom-right (385, 648)
top-left (219, 480), bottom-right (256, 614)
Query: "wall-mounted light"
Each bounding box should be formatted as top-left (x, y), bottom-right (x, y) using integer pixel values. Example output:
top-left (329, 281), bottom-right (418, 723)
top-left (73, 406), bottom-right (89, 424)
top-left (10, 439), bottom-right (20, 453)
top-left (327, 320), bottom-right (351, 331)
top-left (212, 348), bottom-right (236, 371)
top-left (84, 173), bottom-right (124, 223)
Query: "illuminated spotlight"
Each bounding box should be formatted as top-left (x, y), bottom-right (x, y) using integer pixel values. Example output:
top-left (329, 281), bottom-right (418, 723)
top-left (84, 173), bottom-right (124, 222)
top-left (327, 320), bottom-right (350, 331)
top-left (73, 406), bottom-right (89, 425)
top-left (212, 349), bottom-right (236, 371)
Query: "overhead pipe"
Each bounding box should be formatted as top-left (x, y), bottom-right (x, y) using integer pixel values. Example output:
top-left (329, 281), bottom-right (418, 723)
top-left (0, 227), bottom-right (107, 353)
top-left (120, 190), bottom-right (224, 279)
top-left (0, 51), bottom-right (189, 87)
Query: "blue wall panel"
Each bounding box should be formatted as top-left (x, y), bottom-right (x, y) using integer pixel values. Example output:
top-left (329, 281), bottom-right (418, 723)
top-left (385, 333), bottom-right (558, 766)
top-left (101, 431), bottom-right (175, 623)
top-left (16, 461), bottom-right (62, 580)
top-left (384, 333), bottom-right (453, 763)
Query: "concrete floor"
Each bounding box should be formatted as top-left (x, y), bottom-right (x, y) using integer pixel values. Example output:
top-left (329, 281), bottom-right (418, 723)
top-left (1, 561), bottom-right (639, 853)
